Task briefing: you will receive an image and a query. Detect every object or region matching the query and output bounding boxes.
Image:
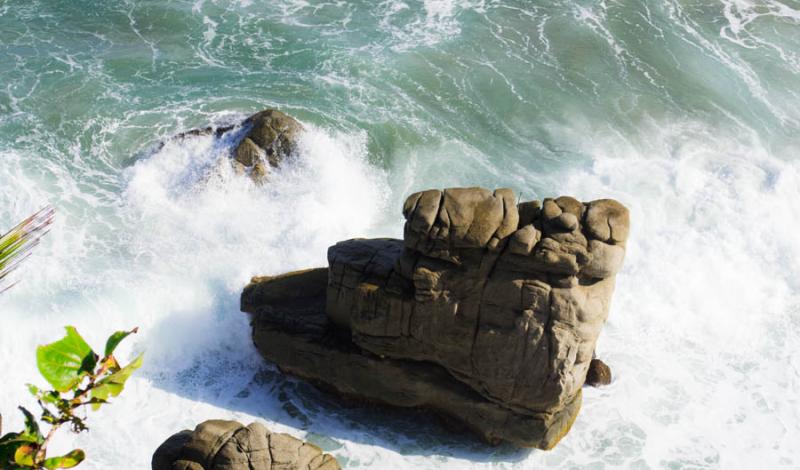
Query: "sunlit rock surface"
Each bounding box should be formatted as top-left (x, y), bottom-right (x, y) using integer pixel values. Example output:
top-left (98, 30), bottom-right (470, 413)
top-left (167, 109), bottom-right (303, 183)
top-left (242, 187), bottom-right (629, 449)
top-left (152, 420), bottom-right (340, 470)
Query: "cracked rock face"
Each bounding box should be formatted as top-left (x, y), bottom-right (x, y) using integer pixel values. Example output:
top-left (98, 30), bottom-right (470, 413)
top-left (151, 420), bottom-right (340, 470)
top-left (243, 187), bottom-right (628, 449)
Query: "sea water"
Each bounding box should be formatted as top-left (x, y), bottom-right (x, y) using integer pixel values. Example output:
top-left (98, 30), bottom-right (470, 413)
top-left (1, 1), bottom-right (799, 468)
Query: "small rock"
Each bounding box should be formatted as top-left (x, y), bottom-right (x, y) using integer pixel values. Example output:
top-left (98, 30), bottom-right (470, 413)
top-left (585, 359), bottom-right (612, 386)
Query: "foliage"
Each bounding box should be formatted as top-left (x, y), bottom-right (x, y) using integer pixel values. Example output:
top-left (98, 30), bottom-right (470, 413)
top-left (0, 207), bottom-right (55, 294)
top-left (0, 327), bottom-right (143, 469)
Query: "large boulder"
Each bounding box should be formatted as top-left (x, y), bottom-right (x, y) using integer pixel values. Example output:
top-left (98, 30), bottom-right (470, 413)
top-left (242, 187), bottom-right (629, 449)
top-left (152, 420), bottom-right (339, 470)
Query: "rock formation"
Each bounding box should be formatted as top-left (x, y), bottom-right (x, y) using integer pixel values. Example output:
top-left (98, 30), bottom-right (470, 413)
top-left (231, 109), bottom-right (303, 182)
top-left (152, 420), bottom-right (339, 470)
top-left (165, 109), bottom-right (303, 183)
top-left (242, 187), bottom-right (628, 449)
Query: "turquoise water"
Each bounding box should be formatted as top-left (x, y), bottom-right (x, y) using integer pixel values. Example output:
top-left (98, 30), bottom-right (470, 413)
top-left (1, 1), bottom-right (799, 468)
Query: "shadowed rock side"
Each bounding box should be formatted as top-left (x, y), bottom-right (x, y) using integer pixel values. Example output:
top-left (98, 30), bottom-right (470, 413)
top-left (242, 187), bottom-right (629, 449)
top-left (152, 420), bottom-right (340, 470)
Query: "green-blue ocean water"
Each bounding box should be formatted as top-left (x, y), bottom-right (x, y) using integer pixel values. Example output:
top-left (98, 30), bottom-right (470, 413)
top-left (1, 1), bottom-right (799, 468)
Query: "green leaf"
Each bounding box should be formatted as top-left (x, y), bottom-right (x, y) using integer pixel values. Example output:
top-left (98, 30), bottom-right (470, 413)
top-left (43, 449), bottom-right (84, 469)
top-left (88, 385), bottom-right (110, 411)
top-left (103, 327), bottom-right (138, 358)
top-left (17, 407), bottom-right (42, 444)
top-left (1, 435), bottom-right (39, 445)
top-left (0, 433), bottom-right (23, 467)
top-left (95, 353), bottom-right (143, 399)
top-left (0, 206), bottom-right (55, 294)
top-left (26, 384), bottom-right (40, 396)
top-left (36, 326), bottom-right (98, 393)
top-left (13, 443), bottom-right (35, 466)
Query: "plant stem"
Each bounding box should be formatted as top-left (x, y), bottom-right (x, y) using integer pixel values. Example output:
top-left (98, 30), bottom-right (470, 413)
top-left (34, 422), bottom-right (62, 467)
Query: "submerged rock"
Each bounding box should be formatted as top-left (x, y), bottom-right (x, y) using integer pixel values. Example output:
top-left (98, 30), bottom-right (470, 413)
top-left (242, 187), bottom-right (629, 449)
top-left (152, 420), bottom-right (340, 470)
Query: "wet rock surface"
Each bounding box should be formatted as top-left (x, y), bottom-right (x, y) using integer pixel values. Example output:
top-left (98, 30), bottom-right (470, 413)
top-left (242, 187), bottom-right (629, 449)
top-left (232, 109), bottom-right (303, 182)
top-left (164, 109), bottom-right (303, 184)
top-left (152, 420), bottom-right (339, 470)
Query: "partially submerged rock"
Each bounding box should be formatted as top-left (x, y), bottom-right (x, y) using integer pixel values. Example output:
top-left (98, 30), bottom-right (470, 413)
top-left (242, 187), bottom-right (629, 449)
top-left (232, 110), bottom-right (303, 182)
top-left (165, 109), bottom-right (303, 184)
top-left (152, 420), bottom-right (339, 470)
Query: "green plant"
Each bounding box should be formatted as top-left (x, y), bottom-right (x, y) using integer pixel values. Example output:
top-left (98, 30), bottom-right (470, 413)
top-left (0, 327), bottom-right (143, 469)
top-left (0, 206), bottom-right (55, 294)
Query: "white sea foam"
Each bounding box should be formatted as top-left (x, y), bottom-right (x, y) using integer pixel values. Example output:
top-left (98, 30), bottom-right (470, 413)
top-left (0, 125), bottom-right (391, 467)
top-left (377, 0), bottom-right (486, 51)
top-left (2, 1), bottom-right (800, 468)
top-left (528, 118), bottom-right (800, 469)
top-left (2, 117), bottom-right (799, 469)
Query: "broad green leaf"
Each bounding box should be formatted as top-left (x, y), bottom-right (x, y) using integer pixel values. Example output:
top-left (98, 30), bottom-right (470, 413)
top-left (103, 327), bottom-right (138, 358)
top-left (17, 407), bottom-right (42, 444)
top-left (43, 449), bottom-right (84, 469)
top-left (36, 326), bottom-right (98, 393)
top-left (13, 443), bottom-right (35, 466)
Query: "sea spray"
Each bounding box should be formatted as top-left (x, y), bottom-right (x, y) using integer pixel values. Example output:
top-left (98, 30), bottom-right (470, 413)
top-left (1, 0), bottom-right (799, 468)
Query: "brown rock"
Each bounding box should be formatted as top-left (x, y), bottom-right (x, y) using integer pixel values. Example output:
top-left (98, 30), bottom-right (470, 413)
top-left (232, 109), bottom-right (303, 184)
top-left (152, 420), bottom-right (339, 470)
top-left (584, 199), bottom-right (630, 244)
top-left (242, 187), bottom-right (629, 449)
top-left (242, 110), bottom-right (302, 166)
top-left (164, 109), bottom-right (303, 185)
top-left (234, 137), bottom-right (262, 167)
top-left (585, 358), bottom-right (612, 387)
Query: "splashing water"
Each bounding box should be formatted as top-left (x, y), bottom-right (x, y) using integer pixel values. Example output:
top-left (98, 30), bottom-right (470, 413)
top-left (1, 1), bottom-right (799, 468)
